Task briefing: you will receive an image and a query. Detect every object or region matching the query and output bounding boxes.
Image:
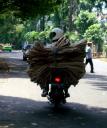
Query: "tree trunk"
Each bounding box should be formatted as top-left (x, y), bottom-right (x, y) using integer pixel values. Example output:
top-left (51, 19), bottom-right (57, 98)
top-left (40, 16), bottom-right (45, 31)
top-left (54, 8), bottom-right (61, 27)
top-left (68, 0), bottom-right (79, 31)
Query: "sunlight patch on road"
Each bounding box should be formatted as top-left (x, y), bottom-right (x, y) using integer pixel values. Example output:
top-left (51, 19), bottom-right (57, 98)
top-left (0, 78), bottom-right (47, 102)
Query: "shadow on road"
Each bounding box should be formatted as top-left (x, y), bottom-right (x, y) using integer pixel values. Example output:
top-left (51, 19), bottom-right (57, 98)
top-left (0, 95), bottom-right (107, 128)
top-left (83, 73), bottom-right (107, 91)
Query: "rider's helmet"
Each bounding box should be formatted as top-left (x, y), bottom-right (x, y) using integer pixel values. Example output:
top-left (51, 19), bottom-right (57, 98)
top-left (49, 28), bottom-right (64, 41)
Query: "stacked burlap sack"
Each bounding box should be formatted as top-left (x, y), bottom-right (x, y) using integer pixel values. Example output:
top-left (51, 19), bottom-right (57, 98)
top-left (27, 38), bottom-right (87, 89)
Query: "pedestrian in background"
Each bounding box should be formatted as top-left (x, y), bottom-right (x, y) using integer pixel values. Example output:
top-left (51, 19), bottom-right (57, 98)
top-left (85, 42), bottom-right (94, 73)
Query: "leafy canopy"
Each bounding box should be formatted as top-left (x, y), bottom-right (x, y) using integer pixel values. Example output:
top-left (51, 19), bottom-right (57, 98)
top-left (0, 0), bottom-right (62, 18)
top-left (74, 11), bottom-right (97, 35)
top-left (84, 23), bottom-right (103, 44)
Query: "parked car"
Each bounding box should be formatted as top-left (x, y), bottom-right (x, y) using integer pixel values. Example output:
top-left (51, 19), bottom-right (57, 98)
top-left (22, 44), bottom-right (33, 61)
top-left (2, 45), bottom-right (12, 52)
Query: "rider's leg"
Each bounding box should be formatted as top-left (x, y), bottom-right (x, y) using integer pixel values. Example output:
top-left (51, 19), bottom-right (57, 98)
top-left (64, 86), bottom-right (70, 97)
top-left (41, 85), bottom-right (49, 97)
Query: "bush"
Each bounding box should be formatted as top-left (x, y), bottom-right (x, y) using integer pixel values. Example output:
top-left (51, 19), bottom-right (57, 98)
top-left (24, 31), bottom-right (39, 42)
top-left (24, 27), bottom-right (53, 44)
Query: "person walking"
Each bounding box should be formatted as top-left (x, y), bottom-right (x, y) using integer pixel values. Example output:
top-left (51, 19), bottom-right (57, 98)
top-left (85, 42), bottom-right (94, 73)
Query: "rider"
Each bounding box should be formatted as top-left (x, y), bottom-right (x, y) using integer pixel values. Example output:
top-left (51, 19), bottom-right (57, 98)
top-left (41, 27), bottom-right (70, 97)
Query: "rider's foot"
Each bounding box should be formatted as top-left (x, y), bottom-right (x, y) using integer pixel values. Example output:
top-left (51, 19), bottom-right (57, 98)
top-left (65, 93), bottom-right (70, 98)
top-left (63, 99), bottom-right (66, 104)
top-left (90, 71), bottom-right (94, 73)
top-left (41, 90), bottom-right (48, 97)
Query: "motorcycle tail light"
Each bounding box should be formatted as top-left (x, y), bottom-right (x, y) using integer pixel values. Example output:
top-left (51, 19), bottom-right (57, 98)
top-left (54, 76), bottom-right (61, 83)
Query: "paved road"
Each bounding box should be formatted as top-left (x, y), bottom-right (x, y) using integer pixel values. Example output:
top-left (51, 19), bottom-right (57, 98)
top-left (0, 50), bottom-right (27, 70)
top-left (0, 51), bottom-right (107, 128)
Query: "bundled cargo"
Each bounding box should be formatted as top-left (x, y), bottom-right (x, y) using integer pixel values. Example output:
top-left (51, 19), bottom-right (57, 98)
top-left (27, 38), bottom-right (86, 89)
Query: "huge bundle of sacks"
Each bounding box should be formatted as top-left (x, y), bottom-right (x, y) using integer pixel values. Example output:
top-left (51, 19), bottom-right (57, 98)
top-left (27, 37), bottom-right (86, 89)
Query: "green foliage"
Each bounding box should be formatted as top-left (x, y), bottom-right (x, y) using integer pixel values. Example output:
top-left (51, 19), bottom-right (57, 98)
top-left (1, 0), bottom-right (107, 49)
top-left (84, 23), bottom-right (103, 43)
top-left (80, 0), bottom-right (107, 11)
top-left (0, 12), bottom-right (27, 49)
top-left (14, 24), bottom-right (25, 33)
top-left (0, 0), bottom-right (62, 19)
top-left (24, 27), bottom-right (53, 43)
top-left (103, 45), bottom-right (107, 57)
top-left (24, 31), bottom-right (39, 42)
top-left (84, 23), bottom-right (104, 51)
top-left (0, 13), bottom-right (14, 43)
top-left (103, 45), bottom-right (107, 52)
top-left (80, 0), bottom-right (94, 11)
top-left (74, 11), bottom-right (97, 35)
top-left (65, 32), bottom-right (80, 43)
top-left (39, 30), bottom-right (50, 40)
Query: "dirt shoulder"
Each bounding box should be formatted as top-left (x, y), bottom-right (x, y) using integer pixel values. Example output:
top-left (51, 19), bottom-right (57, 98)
top-left (96, 57), bottom-right (107, 62)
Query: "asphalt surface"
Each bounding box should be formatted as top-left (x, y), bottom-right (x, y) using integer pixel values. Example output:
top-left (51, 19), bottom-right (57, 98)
top-left (0, 51), bottom-right (107, 128)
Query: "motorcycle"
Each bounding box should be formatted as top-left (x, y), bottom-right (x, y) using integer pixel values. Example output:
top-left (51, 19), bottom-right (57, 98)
top-left (46, 67), bottom-right (68, 107)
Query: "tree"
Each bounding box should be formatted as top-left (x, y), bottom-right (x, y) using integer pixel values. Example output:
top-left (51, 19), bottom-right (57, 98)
top-left (84, 23), bottom-right (104, 52)
top-left (0, 0), bottom-right (62, 19)
top-left (68, 0), bottom-right (79, 31)
top-left (80, 0), bottom-right (107, 12)
top-left (0, 12), bottom-right (28, 49)
top-left (79, 0), bottom-right (94, 11)
top-left (24, 31), bottom-right (39, 42)
top-left (74, 11), bottom-right (97, 36)
top-left (24, 27), bottom-right (52, 44)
